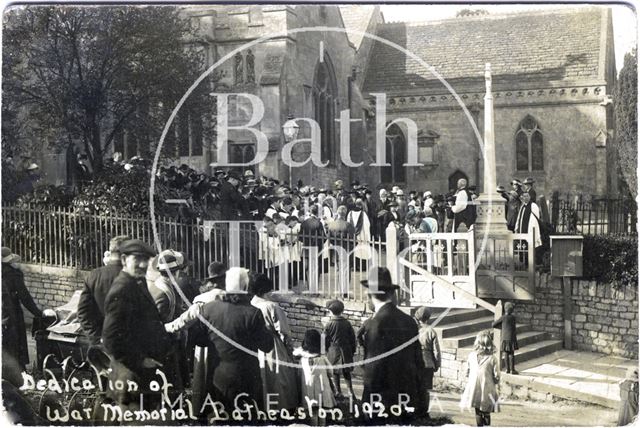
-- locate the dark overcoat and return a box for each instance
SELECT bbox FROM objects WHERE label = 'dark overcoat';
[199,298,274,408]
[2,263,42,368]
[218,181,245,220]
[77,261,122,341]
[300,215,326,252]
[102,270,172,395]
[324,316,356,368]
[361,303,425,417]
[492,313,518,350]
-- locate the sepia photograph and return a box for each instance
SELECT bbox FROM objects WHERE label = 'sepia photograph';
[1,1,638,426]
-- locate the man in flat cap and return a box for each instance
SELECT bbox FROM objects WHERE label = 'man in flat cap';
[102,239,172,407]
[359,267,426,422]
[78,235,129,344]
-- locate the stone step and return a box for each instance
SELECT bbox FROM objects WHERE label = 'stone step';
[442,327,543,349]
[432,308,494,326]
[398,307,492,326]
[514,339,564,363]
[458,339,564,363]
[501,372,619,409]
[435,315,495,338]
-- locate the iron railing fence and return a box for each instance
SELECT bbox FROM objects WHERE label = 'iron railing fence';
[1,205,393,302]
[549,194,637,236]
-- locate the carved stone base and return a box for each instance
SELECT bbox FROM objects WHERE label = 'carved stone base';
[474,193,509,234]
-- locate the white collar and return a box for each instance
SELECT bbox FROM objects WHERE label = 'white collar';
[373,300,392,314]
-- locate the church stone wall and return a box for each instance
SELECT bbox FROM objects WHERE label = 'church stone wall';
[375,97,611,197]
[282,5,359,187]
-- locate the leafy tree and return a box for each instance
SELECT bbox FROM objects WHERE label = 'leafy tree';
[614,49,637,198]
[2,6,211,172]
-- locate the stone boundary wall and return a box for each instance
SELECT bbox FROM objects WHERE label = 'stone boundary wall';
[18,264,639,367]
[517,273,638,359]
[20,265,88,309]
[515,273,565,340]
[570,280,638,358]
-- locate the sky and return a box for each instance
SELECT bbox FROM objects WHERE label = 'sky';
[379,3,637,73]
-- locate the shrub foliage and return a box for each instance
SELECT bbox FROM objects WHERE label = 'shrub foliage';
[582,234,638,289]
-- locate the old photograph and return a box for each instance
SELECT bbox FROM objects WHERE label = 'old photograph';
[1,2,638,426]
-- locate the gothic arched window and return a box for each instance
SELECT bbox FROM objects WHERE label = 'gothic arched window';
[381,124,406,183]
[313,57,338,164]
[230,144,256,175]
[515,115,543,172]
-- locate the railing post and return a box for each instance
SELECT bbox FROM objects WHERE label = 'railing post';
[386,223,398,284]
[562,277,573,350]
[493,299,503,373]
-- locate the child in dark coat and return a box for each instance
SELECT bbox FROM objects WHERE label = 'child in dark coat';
[492,302,519,374]
[415,306,441,417]
[618,366,639,426]
[323,299,356,399]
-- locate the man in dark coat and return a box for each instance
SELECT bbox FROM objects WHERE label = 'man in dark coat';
[523,177,537,202]
[78,235,128,344]
[505,180,523,232]
[199,267,274,410]
[359,267,426,423]
[1,247,50,373]
[376,201,398,241]
[451,178,475,231]
[300,205,326,287]
[327,206,356,295]
[102,239,172,407]
[218,171,246,220]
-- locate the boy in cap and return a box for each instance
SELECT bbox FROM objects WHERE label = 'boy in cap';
[415,306,441,416]
[323,299,357,399]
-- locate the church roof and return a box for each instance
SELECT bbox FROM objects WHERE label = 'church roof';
[339,5,378,50]
[363,7,608,92]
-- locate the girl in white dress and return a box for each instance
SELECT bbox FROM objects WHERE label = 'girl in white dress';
[460,330,500,426]
[293,329,337,424]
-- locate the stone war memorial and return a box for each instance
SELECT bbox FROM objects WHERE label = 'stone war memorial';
[1,3,638,427]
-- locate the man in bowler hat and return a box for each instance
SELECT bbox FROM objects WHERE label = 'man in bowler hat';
[359,267,426,422]
[523,177,537,202]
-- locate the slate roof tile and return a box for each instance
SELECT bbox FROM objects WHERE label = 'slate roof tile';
[363,7,605,91]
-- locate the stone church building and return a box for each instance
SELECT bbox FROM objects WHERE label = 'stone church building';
[51,5,619,198]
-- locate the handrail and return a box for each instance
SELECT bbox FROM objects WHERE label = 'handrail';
[398,257,496,313]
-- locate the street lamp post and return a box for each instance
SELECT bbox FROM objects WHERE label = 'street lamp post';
[282,114,300,186]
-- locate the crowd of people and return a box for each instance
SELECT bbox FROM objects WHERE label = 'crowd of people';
[0,236,511,425]
[1,154,556,425]
[72,237,433,424]
[2,229,637,425]
[8,150,548,265]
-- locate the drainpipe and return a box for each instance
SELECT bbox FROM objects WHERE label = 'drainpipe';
[347,67,356,186]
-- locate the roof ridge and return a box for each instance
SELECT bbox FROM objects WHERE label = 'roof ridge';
[379,5,605,27]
